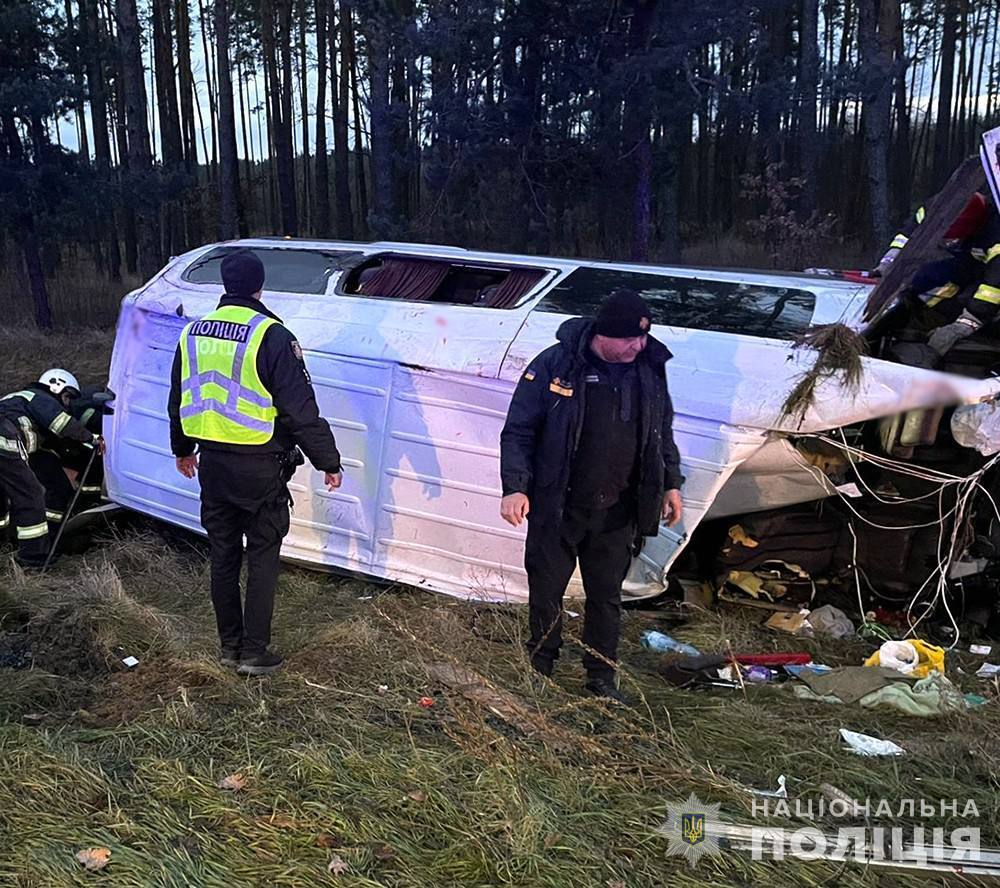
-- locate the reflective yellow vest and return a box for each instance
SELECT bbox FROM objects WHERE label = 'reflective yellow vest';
[178,305,279,445]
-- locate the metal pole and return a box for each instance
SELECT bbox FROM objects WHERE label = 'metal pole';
[41,446,99,573]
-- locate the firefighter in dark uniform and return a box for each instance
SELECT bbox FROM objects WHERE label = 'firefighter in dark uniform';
[168,250,343,676]
[0,369,105,568]
[499,288,684,703]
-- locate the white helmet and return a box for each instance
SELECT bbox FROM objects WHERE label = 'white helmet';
[38,368,81,398]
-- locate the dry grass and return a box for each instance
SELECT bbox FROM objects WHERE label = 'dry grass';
[1,524,999,887]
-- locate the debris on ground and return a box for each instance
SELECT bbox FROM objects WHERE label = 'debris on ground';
[863,638,945,678]
[839,728,905,757]
[75,847,111,871]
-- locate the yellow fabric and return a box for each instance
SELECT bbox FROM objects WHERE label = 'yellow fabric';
[926,282,960,307]
[915,206,926,224]
[179,305,278,445]
[985,244,1000,263]
[973,284,1000,305]
[890,234,909,250]
[864,638,945,678]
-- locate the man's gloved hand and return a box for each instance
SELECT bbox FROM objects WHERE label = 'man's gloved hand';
[87,435,107,456]
[928,310,982,356]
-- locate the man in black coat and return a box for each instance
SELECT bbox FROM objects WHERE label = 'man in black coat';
[499,288,683,702]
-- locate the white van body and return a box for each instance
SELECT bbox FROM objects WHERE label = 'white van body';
[105,239,1000,602]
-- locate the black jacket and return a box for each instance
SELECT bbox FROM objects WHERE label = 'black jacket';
[168,295,342,473]
[0,383,95,454]
[500,317,683,537]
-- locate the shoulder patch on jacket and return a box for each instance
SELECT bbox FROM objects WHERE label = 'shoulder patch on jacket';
[523,369,536,381]
[548,377,574,397]
[291,340,303,361]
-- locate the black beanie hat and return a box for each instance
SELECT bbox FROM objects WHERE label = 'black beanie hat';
[594,287,652,338]
[221,249,266,297]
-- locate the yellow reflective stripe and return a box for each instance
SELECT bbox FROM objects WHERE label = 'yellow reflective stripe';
[974,284,1000,305]
[926,283,960,307]
[0,514,9,528]
[80,486,102,493]
[890,234,909,249]
[16,522,49,540]
[49,412,71,435]
[916,206,926,224]
[1,390,35,402]
[80,408,96,426]
[0,437,20,453]
[45,511,64,522]
[985,244,1000,263]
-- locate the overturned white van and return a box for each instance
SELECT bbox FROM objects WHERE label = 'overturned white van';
[105,239,1000,602]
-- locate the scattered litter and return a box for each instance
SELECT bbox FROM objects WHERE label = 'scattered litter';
[407,790,427,803]
[121,655,139,668]
[728,524,759,548]
[112,646,139,669]
[21,712,45,726]
[976,663,1000,679]
[745,666,773,683]
[418,696,435,708]
[376,684,389,695]
[765,610,812,636]
[965,693,988,708]
[970,644,993,656]
[734,653,812,666]
[747,775,788,799]
[640,630,700,656]
[835,481,863,498]
[217,773,246,792]
[839,728,904,757]
[357,595,374,601]
[328,854,349,875]
[806,604,854,639]
[566,610,580,619]
[820,783,864,817]
[869,640,919,675]
[76,847,111,871]
[864,638,944,678]
[784,663,832,678]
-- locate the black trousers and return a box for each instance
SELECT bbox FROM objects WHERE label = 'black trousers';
[199,449,291,657]
[30,450,75,522]
[0,453,50,560]
[524,502,635,680]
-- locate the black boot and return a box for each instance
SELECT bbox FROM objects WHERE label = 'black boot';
[237,650,284,676]
[585,675,628,705]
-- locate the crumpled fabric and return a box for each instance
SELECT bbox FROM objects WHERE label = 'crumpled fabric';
[794,671,965,717]
[807,604,854,639]
[795,666,911,704]
[864,638,944,678]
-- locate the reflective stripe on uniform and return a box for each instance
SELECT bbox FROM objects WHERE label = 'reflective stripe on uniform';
[973,284,1000,305]
[45,510,64,522]
[16,522,48,540]
[80,485,102,493]
[0,514,9,529]
[926,283,960,307]
[17,418,37,454]
[179,307,278,445]
[80,407,96,426]
[0,390,35,402]
[916,206,926,224]
[49,412,70,435]
[890,234,909,250]
[0,437,20,453]
[985,244,1000,264]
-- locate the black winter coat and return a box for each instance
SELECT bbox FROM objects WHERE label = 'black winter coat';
[499,317,683,537]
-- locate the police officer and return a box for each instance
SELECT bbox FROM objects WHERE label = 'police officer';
[167,249,343,676]
[499,288,684,703]
[0,369,104,568]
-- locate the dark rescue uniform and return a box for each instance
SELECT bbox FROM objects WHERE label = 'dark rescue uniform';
[500,317,683,679]
[0,384,95,562]
[168,294,342,657]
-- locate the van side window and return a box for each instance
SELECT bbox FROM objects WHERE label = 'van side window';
[339,254,546,309]
[535,268,816,339]
[182,247,362,294]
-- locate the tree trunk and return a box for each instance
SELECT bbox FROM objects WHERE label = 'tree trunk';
[346,3,368,236]
[314,0,330,235]
[859,0,893,249]
[197,0,218,173]
[216,0,240,238]
[365,6,394,237]
[176,0,198,168]
[298,0,311,231]
[799,0,820,214]
[333,0,354,237]
[624,0,657,261]
[889,0,911,220]
[260,0,298,235]
[933,0,958,189]
[116,0,160,278]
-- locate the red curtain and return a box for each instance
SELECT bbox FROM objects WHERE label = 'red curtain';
[358,258,450,301]
[486,268,546,309]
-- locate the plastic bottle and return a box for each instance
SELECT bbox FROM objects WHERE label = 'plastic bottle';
[640,630,701,657]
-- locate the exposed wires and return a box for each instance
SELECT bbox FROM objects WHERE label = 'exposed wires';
[791,429,1000,650]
